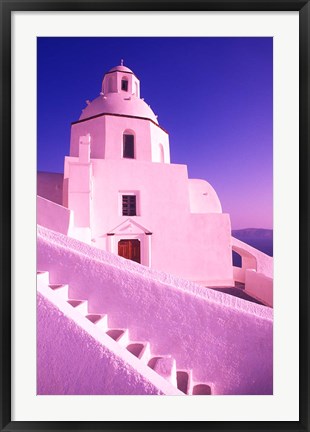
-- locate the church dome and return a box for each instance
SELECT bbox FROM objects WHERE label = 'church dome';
[79,93,158,124]
[79,64,158,124]
[108,65,134,74]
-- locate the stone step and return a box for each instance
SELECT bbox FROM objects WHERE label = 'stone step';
[191,383,212,395]
[106,328,129,345]
[37,271,49,284]
[138,342,151,363]
[67,299,88,315]
[148,356,177,387]
[176,370,192,395]
[86,313,108,331]
[49,284,69,300]
[126,342,151,362]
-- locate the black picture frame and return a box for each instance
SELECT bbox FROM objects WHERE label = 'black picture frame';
[1,0,309,431]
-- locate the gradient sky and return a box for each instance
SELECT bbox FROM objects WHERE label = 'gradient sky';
[37,37,273,230]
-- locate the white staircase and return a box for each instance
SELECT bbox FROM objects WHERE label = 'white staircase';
[37,271,213,395]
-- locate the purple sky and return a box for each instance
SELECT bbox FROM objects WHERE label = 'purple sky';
[37,37,273,230]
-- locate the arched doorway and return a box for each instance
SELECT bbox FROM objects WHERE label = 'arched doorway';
[118,239,141,263]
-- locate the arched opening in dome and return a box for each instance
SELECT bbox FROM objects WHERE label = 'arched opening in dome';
[108,77,114,93]
[121,77,129,92]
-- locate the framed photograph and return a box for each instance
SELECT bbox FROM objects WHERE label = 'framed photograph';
[1,0,309,430]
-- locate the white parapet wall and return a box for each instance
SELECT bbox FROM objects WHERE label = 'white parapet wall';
[231,236,273,308]
[37,195,74,236]
[37,195,91,244]
[233,266,245,284]
[244,269,273,308]
[231,236,273,278]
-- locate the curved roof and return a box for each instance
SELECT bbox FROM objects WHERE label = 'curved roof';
[188,179,222,213]
[79,92,158,124]
[108,65,134,74]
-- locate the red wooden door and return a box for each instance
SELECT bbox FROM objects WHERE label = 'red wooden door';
[118,239,141,263]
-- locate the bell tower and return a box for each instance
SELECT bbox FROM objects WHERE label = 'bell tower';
[68,63,170,164]
[102,61,140,97]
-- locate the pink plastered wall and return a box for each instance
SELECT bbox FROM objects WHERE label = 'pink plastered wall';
[70,115,168,162]
[245,269,273,307]
[233,266,246,283]
[64,157,233,284]
[37,196,74,236]
[104,116,152,161]
[37,225,273,395]
[67,161,92,227]
[149,122,170,163]
[184,213,232,284]
[70,117,106,159]
[37,172,63,205]
[37,196,92,244]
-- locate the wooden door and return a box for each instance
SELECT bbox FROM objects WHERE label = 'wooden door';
[118,239,141,263]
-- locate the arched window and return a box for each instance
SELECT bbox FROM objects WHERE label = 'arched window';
[121,77,128,91]
[123,133,135,158]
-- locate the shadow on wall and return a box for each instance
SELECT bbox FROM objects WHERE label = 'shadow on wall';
[37,171,63,205]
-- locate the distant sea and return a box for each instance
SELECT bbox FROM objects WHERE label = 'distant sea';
[231,229,273,267]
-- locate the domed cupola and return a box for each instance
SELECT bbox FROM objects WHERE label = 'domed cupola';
[79,61,158,124]
[102,61,140,97]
